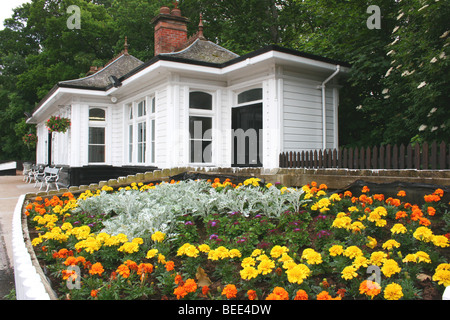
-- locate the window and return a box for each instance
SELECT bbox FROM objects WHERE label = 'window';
[238,88,263,105]
[190,91,213,110]
[89,127,105,163]
[127,97,156,165]
[137,122,147,163]
[89,108,106,163]
[190,116,212,163]
[89,108,106,121]
[189,91,213,163]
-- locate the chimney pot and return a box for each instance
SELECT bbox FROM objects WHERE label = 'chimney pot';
[160,6,170,14]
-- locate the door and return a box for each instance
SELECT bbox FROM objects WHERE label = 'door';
[232,103,263,167]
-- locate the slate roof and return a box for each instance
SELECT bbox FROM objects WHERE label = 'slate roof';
[58,53,144,90]
[160,38,239,64]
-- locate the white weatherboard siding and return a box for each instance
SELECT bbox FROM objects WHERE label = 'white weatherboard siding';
[282,76,337,152]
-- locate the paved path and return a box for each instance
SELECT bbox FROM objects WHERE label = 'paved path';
[0,173,37,299]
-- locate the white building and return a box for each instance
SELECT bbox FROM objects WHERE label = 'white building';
[26,6,350,186]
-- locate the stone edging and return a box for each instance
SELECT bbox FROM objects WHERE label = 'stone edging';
[14,166,450,300]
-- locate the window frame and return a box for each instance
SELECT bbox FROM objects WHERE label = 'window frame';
[88,107,107,164]
[126,96,156,165]
[188,90,214,165]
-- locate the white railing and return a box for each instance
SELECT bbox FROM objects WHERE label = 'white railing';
[12,195,50,300]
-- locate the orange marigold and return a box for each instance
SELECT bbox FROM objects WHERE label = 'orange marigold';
[247,290,257,300]
[265,287,289,300]
[294,289,308,300]
[222,284,238,299]
[116,264,130,278]
[91,289,98,298]
[397,190,406,197]
[427,206,436,216]
[89,262,104,276]
[359,280,381,299]
[165,260,175,271]
[183,279,198,293]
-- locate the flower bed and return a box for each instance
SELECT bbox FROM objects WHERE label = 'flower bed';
[25,178,449,300]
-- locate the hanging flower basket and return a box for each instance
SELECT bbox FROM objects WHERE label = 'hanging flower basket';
[22,133,37,148]
[46,116,71,133]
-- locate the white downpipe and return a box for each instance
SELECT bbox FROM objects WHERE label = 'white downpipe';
[321,65,341,150]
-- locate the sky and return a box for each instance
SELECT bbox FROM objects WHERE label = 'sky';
[0,0,31,30]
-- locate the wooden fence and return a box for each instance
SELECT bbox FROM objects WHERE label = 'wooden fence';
[279,141,450,170]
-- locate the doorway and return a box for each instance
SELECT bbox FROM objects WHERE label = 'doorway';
[232,103,263,167]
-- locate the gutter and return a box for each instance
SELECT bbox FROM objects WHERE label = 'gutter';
[319,65,341,150]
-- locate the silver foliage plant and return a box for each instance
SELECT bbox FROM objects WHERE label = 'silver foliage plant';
[73,180,306,239]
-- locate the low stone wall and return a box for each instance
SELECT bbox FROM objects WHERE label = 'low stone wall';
[23,166,450,200]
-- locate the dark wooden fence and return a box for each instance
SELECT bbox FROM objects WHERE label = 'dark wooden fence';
[279,141,450,170]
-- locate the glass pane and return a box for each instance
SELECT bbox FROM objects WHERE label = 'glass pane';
[89,108,106,121]
[138,122,146,143]
[129,105,133,120]
[151,119,155,141]
[128,125,133,163]
[189,92,212,110]
[89,145,105,163]
[89,127,105,145]
[151,97,156,113]
[189,117,212,139]
[138,143,146,163]
[238,88,263,104]
[151,142,155,163]
[138,100,146,117]
[190,140,212,163]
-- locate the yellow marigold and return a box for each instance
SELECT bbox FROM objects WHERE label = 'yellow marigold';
[366,236,377,249]
[382,239,401,251]
[270,245,289,259]
[402,253,417,263]
[198,244,210,253]
[341,266,358,280]
[278,253,294,264]
[413,226,434,242]
[146,249,158,259]
[257,258,275,275]
[384,282,403,300]
[251,249,264,257]
[381,259,401,278]
[432,263,450,287]
[61,222,73,231]
[118,241,140,254]
[286,263,310,284]
[177,243,199,258]
[375,219,387,227]
[350,221,365,233]
[329,245,344,256]
[352,256,369,269]
[390,223,407,234]
[331,216,352,229]
[415,251,432,263]
[240,266,259,280]
[432,235,449,248]
[241,257,256,268]
[95,232,110,244]
[301,248,322,265]
[69,226,91,240]
[370,251,388,266]
[75,237,101,254]
[151,231,166,242]
[229,249,242,259]
[343,246,363,259]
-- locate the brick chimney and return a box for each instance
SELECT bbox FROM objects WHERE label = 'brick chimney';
[152,5,189,56]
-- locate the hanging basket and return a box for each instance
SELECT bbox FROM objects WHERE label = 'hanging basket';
[46,116,71,133]
[22,133,37,148]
